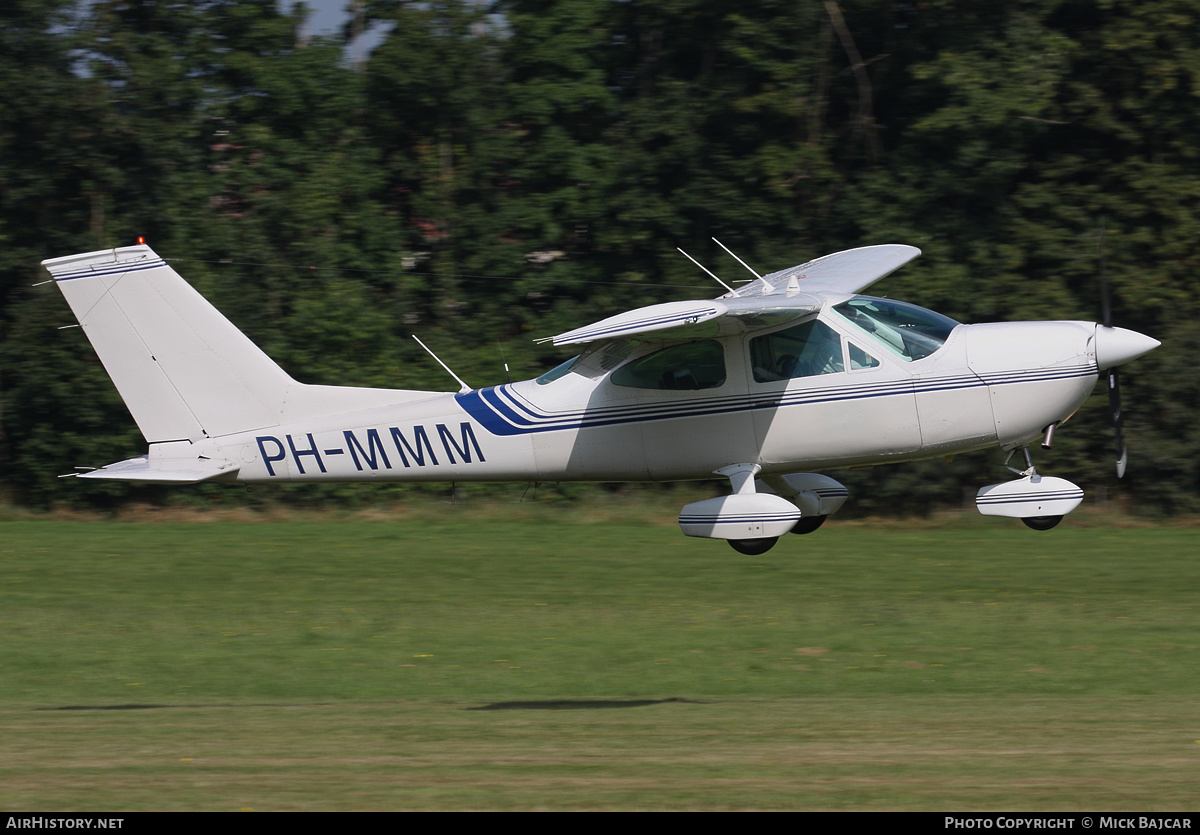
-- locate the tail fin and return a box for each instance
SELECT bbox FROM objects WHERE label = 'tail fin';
[43,245,433,443]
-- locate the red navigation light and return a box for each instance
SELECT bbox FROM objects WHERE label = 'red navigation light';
[137,236,145,245]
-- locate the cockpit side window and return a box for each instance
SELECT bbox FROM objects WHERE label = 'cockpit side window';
[848,342,880,370]
[750,319,845,382]
[832,296,958,361]
[612,340,726,390]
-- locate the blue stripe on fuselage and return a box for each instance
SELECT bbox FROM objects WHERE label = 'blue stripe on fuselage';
[458,364,1097,437]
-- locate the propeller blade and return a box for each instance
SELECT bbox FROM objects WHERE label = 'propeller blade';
[1108,368,1126,478]
[1098,221,1126,478]
[1099,227,1112,329]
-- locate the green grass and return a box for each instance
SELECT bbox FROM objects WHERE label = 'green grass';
[1,514,1198,809]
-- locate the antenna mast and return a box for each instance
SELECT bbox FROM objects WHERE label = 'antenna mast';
[413,335,472,393]
[676,247,735,294]
[712,238,762,280]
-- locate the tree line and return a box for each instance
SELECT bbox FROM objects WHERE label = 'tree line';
[1,0,1196,514]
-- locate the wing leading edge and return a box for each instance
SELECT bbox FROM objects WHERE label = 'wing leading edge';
[541,294,822,347]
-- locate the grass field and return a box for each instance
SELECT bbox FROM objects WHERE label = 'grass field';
[2,509,1197,809]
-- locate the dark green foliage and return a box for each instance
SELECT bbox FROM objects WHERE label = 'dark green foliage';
[0,0,1192,513]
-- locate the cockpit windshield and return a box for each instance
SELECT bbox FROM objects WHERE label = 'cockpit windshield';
[536,355,579,385]
[831,296,958,361]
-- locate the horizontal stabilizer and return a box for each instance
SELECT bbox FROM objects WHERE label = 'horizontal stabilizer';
[75,455,240,484]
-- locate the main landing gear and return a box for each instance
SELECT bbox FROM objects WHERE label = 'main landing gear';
[790,515,828,535]
[729,515,827,553]
[677,466,850,554]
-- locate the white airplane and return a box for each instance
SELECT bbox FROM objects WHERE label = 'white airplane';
[42,242,1158,554]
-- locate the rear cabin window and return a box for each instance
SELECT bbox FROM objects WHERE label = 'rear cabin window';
[612,340,726,390]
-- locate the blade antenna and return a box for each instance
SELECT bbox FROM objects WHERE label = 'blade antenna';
[677,247,735,294]
[497,339,513,384]
[413,335,472,393]
[711,238,762,279]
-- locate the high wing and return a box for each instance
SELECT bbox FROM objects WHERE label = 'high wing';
[541,294,823,347]
[737,243,921,299]
[542,244,920,346]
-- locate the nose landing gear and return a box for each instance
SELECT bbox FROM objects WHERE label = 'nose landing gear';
[976,446,1083,531]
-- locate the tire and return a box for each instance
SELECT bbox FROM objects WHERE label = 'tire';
[728,537,778,555]
[1022,515,1062,531]
[790,516,828,535]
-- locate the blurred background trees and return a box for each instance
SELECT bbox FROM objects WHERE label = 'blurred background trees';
[1,0,1195,513]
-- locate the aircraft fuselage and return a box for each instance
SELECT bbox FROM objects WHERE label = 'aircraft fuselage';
[206,311,1102,486]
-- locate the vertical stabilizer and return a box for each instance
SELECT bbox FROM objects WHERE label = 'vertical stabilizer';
[43,245,439,444]
[44,245,297,442]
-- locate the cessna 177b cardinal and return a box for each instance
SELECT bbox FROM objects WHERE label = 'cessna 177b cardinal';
[43,242,1158,554]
